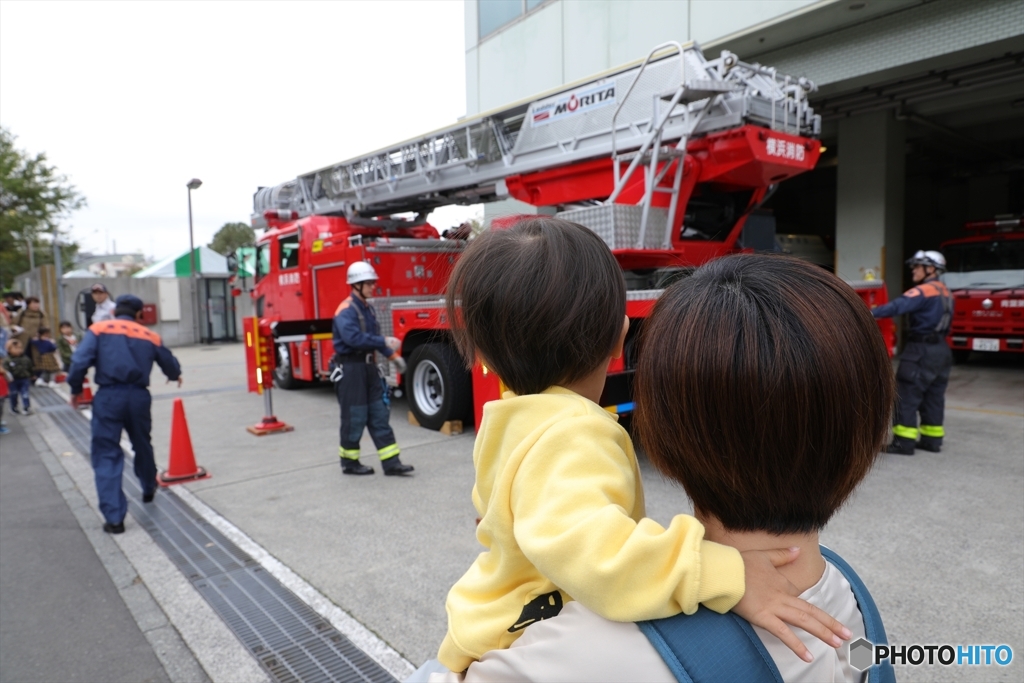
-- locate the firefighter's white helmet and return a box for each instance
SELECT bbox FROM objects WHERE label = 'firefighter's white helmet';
[347,261,379,285]
[906,250,946,272]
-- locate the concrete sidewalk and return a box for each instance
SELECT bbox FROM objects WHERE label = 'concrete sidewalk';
[5,342,1019,683]
[0,415,172,683]
[140,343,1021,683]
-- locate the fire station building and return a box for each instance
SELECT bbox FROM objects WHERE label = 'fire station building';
[464,0,1024,297]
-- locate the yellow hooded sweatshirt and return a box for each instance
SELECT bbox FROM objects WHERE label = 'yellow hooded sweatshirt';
[438,386,745,672]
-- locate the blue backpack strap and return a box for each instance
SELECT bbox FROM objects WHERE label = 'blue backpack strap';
[640,547,896,683]
[637,607,783,683]
[819,546,896,683]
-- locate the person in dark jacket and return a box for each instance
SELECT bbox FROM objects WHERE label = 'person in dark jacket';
[31,327,61,385]
[872,250,954,455]
[68,295,182,534]
[330,262,413,476]
[3,339,34,414]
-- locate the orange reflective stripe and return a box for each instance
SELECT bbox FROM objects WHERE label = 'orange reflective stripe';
[904,287,921,297]
[918,282,949,297]
[334,298,352,316]
[89,319,162,346]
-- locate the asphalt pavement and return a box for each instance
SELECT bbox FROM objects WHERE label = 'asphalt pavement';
[0,415,170,683]
[1,343,1021,683]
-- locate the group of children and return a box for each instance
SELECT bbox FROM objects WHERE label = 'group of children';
[0,320,79,434]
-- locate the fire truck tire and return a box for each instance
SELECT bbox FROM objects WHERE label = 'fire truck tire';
[273,343,302,390]
[952,349,971,364]
[407,343,472,431]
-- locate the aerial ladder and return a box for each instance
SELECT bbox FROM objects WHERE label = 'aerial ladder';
[254,42,819,241]
[249,42,834,430]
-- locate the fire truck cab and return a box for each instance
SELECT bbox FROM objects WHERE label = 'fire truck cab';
[942,217,1024,361]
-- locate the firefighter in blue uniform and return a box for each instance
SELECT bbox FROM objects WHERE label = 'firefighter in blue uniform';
[331,262,413,476]
[68,295,182,533]
[872,250,953,455]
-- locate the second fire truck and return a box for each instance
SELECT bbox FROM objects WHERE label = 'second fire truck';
[249,41,893,430]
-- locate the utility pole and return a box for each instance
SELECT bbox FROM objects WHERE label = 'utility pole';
[187,178,203,344]
[53,233,65,323]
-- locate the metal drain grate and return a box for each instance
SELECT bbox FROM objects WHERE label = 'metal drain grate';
[35,388,397,683]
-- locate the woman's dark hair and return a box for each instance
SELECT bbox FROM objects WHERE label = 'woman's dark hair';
[634,254,894,534]
[25,296,40,305]
[446,217,626,396]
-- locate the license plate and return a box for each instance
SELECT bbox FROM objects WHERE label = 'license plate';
[972,338,1000,352]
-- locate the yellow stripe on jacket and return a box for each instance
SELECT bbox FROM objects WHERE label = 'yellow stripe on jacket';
[438,386,744,672]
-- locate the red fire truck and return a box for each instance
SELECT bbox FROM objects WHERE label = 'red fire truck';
[249,42,889,430]
[943,216,1024,362]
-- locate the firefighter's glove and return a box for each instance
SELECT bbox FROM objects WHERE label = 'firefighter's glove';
[391,355,407,374]
[329,365,344,383]
[385,336,402,351]
[69,394,83,409]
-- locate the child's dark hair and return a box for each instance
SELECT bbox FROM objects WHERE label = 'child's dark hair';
[38,327,51,336]
[25,296,40,304]
[446,217,626,396]
[634,254,894,535]
[59,320,73,328]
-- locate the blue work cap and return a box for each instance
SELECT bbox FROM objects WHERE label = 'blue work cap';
[115,294,144,312]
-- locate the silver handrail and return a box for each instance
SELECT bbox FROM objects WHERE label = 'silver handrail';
[609,41,686,190]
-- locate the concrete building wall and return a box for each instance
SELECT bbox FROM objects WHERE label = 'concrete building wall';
[465,0,819,115]
[466,0,1024,293]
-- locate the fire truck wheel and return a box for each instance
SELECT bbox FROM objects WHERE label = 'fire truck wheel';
[407,343,472,431]
[273,343,302,390]
[952,349,971,364]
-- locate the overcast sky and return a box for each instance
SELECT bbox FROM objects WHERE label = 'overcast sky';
[0,0,478,261]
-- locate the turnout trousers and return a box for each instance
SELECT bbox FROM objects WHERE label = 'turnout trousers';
[334,360,400,463]
[893,340,953,445]
[91,385,157,525]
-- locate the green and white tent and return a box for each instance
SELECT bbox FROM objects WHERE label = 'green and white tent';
[133,247,229,278]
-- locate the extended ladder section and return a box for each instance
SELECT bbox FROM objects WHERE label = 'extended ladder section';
[252,42,819,229]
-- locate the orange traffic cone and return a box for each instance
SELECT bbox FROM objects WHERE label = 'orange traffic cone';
[79,378,94,405]
[157,398,211,486]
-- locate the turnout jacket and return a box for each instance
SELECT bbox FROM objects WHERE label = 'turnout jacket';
[331,294,391,357]
[872,277,953,337]
[438,387,745,672]
[67,316,180,393]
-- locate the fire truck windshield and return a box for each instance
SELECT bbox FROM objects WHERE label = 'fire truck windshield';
[942,240,1024,290]
[255,243,270,282]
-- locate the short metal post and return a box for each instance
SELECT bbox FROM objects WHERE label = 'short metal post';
[263,386,274,419]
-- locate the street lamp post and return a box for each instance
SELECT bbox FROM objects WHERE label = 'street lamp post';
[187,178,202,344]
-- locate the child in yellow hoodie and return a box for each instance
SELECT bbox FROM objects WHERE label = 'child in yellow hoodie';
[437,217,850,673]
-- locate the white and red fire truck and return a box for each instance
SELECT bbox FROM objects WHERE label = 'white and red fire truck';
[943,216,1024,361]
[248,42,893,430]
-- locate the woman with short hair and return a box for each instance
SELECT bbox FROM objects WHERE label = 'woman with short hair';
[457,254,895,683]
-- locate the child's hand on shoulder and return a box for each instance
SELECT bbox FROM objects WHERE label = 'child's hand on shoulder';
[733,547,851,662]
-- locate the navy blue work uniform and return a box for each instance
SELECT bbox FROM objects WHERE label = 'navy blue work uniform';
[331,293,402,467]
[68,312,181,526]
[873,277,953,449]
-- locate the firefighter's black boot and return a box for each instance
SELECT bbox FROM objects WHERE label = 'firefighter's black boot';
[341,458,374,475]
[885,436,916,456]
[382,456,414,476]
[917,436,942,453]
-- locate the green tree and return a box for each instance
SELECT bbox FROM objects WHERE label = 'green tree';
[0,127,85,289]
[209,221,255,256]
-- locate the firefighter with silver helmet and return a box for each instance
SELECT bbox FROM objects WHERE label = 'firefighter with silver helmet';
[330,261,413,475]
[872,250,954,455]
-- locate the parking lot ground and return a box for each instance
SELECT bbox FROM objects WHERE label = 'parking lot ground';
[136,343,1020,682]
[15,342,1019,682]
